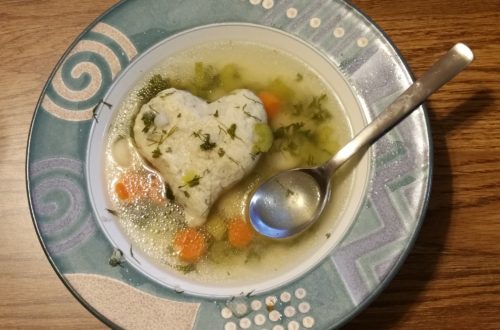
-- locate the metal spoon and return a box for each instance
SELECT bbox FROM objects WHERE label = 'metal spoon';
[248,43,474,239]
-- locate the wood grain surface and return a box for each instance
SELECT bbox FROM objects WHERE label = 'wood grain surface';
[1,0,499,329]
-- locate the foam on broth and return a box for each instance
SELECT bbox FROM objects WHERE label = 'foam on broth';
[104,40,354,285]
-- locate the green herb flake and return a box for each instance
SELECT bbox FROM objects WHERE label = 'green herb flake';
[273,122,313,154]
[218,148,226,157]
[213,110,219,118]
[174,263,197,274]
[152,147,162,158]
[192,130,217,151]
[291,102,304,116]
[105,208,118,216]
[141,112,156,133]
[227,124,237,139]
[308,94,331,122]
[296,73,303,82]
[164,183,175,201]
[186,175,201,188]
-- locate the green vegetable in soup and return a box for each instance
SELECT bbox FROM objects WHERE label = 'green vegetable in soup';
[192,62,220,98]
[219,64,242,92]
[252,123,273,154]
[137,74,171,105]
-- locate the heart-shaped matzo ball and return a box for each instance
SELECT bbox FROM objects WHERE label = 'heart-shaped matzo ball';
[133,88,269,227]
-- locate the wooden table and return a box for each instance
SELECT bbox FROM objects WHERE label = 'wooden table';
[1,0,499,328]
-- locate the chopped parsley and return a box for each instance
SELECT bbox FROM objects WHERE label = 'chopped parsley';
[173,263,196,274]
[105,208,118,216]
[192,130,217,151]
[227,123,237,139]
[164,183,175,201]
[296,73,303,82]
[309,94,331,122]
[148,126,178,158]
[273,122,314,154]
[217,147,226,157]
[152,146,162,158]
[180,175,202,188]
[141,111,156,133]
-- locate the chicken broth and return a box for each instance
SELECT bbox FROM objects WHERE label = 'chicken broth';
[105,41,353,284]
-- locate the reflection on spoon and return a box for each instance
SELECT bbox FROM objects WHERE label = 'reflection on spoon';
[248,43,474,239]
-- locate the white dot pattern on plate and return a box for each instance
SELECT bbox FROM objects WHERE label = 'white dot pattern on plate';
[288,320,300,330]
[221,307,233,319]
[309,17,321,28]
[224,321,237,330]
[221,288,314,330]
[280,291,291,303]
[239,317,252,329]
[286,7,298,18]
[273,326,285,330]
[251,300,262,311]
[254,313,266,326]
[265,295,278,306]
[284,306,296,317]
[236,303,248,315]
[262,0,274,9]
[357,37,369,47]
[269,310,282,322]
[302,316,315,328]
[333,27,345,38]
[249,0,262,5]
[298,302,311,313]
[295,288,307,299]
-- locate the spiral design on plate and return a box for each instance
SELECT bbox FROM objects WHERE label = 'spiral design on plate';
[41,22,137,121]
[30,158,97,255]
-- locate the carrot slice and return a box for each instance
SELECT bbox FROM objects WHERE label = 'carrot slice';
[258,91,281,119]
[115,182,130,200]
[173,227,207,263]
[115,171,164,203]
[228,218,254,249]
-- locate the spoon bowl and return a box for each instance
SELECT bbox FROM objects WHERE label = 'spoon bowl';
[249,167,330,238]
[249,43,474,239]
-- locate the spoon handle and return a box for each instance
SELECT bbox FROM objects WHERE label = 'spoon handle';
[323,43,474,175]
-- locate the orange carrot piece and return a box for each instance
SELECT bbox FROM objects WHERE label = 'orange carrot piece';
[173,227,207,263]
[115,172,164,203]
[258,91,281,119]
[228,218,254,249]
[115,182,130,201]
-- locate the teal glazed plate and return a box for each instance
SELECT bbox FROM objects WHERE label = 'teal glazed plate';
[27,0,432,329]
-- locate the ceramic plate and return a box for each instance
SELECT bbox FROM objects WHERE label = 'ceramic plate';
[27,0,431,329]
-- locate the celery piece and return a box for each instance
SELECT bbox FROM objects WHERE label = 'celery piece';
[252,123,274,154]
[219,64,242,92]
